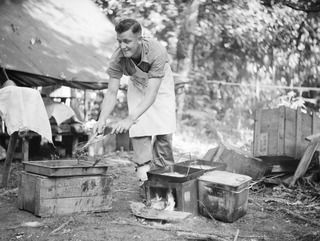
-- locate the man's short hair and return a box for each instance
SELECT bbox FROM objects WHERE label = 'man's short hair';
[115,19,142,35]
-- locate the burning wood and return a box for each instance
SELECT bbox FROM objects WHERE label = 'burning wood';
[149,188,175,211]
[150,193,165,210]
[164,188,175,211]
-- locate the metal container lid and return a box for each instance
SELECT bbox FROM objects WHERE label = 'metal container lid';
[198,170,252,188]
[23,159,109,177]
[147,165,203,183]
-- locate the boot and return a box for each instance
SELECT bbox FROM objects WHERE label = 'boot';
[136,163,151,186]
[136,163,152,200]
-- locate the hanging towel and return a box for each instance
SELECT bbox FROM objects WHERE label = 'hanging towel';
[45,101,76,126]
[0,86,52,142]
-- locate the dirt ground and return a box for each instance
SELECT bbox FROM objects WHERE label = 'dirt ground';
[1,151,320,241]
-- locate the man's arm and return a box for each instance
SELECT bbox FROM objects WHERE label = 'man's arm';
[95,77,120,133]
[111,77,162,134]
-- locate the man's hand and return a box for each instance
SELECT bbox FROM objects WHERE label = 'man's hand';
[93,77,120,135]
[110,116,135,134]
[93,120,106,135]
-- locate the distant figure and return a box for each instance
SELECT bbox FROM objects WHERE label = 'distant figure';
[90,92,104,121]
[95,19,176,186]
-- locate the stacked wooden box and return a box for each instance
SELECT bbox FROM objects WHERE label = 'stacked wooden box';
[18,159,113,217]
[253,106,320,159]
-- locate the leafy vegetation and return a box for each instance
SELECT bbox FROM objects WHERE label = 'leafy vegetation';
[93,0,320,150]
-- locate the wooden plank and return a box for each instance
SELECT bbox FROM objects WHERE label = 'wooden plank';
[1,132,19,187]
[265,109,279,156]
[312,112,317,134]
[19,171,113,198]
[277,106,285,156]
[35,174,41,215]
[18,171,113,217]
[255,106,320,159]
[260,156,299,174]
[312,111,320,134]
[258,132,268,156]
[259,108,281,156]
[253,109,261,156]
[300,112,313,157]
[180,180,198,215]
[284,108,297,157]
[71,135,79,157]
[217,143,268,180]
[260,108,279,132]
[202,147,218,162]
[295,107,302,159]
[17,170,40,212]
[212,145,225,163]
[290,142,320,187]
[21,137,29,162]
[318,151,320,171]
[40,175,113,198]
[37,195,112,217]
[130,201,191,222]
[255,108,280,156]
[305,133,320,142]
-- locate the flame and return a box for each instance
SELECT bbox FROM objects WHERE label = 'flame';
[164,188,175,211]
[150,193,165,210]
[149,189,176,211]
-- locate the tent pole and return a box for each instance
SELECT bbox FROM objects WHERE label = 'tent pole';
[2,66,9,81]
[84,89,87,121]
[1,132,19,187]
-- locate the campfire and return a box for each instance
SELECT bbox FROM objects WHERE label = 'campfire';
[149,188,176,211]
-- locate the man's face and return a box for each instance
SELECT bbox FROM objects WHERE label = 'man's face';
[117,29,141,58]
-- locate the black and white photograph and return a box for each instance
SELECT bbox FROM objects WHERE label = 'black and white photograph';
[0,0,320,240]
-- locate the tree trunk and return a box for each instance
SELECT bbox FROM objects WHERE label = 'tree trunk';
[175,0,200,131]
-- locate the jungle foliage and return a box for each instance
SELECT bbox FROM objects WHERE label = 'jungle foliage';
[93,0,320,148]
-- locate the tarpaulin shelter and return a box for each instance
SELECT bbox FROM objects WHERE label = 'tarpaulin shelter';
[0,0,117,90]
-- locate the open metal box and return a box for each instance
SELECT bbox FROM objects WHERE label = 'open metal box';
[147,165,203,183]
[23,159,109,177]
[175,160,227,172]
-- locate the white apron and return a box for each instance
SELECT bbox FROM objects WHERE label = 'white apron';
[128,61,176,137]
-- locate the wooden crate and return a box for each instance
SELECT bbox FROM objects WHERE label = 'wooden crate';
[18,171,113,217]
[253,106,320,159]
[205,144,268,180]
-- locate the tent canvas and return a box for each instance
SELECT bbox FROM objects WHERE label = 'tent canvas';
[0,0,117,90]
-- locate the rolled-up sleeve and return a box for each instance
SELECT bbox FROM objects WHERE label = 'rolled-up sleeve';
[107,50,123,79]
[147,43,167,79]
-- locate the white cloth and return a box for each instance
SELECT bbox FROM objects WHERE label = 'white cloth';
[128,62,176,137]
[0,86,52,142]
[45,102,76,125]
[0,144,6,160]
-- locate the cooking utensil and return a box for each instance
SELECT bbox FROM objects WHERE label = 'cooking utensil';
[76,126,113,152]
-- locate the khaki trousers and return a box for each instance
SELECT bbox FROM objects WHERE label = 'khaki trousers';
[131,134,174,167]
